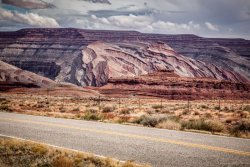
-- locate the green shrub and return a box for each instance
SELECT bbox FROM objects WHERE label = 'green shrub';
[231,119,250,134]
[102,106,115,113]
[181,119,225,132]
[223,106,229,112]
[119,108,133,114]
[83,113,102,121]
[181,109,189,115]
[72,107,80,112]
[182,119,209,131]
[0,104,12,112]
[214,106,220,110]
[59,107,66,113]
[200,105,208,109]
[152,104,163,109]
[134,115,167,127]
[194,111,200,115]
[205,120,225,132]
[0,98,9,105]
[243,105,250,112]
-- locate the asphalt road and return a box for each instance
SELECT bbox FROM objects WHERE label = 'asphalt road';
[0,112,249,167]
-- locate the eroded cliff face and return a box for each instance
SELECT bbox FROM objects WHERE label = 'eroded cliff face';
[91,70,250,100]
[0,60,56,89]
[82,41,247,86]
[0,29,87,86]
[0,28,249,87]
[0,60,100,97]
[164,37,250,82]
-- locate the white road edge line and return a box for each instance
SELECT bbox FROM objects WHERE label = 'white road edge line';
[0,133,126,163]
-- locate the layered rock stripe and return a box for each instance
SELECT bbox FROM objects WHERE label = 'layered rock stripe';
[0,28,249,87]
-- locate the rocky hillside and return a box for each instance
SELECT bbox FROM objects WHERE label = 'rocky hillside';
[164,36,250,81]
[0,60,56,89]
[91,70,250,100]
[0,60,100,97]
[0,28,249,87]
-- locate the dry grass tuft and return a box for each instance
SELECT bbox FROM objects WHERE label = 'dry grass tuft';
[230,118,250,138]
[31,144,48,155]
[82,112,103,121]
[152,104,164,109]
[157,120,181,130]
[243,105,250,112]
[102,106,115,113]
[0,137,149,167]
[181,119,225,133]
[53,156,74,167]
[0,104,12,112]
[119,108,133,115]
[134,115,166,127]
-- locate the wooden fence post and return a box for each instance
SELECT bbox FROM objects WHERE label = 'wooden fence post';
[98,96,101,112]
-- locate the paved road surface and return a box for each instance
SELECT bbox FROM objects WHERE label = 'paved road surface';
[0,112,249,167]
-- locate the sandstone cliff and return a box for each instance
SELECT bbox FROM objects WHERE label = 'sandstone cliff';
[91,70,250,100]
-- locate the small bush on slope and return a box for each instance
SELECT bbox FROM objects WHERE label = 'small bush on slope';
[181,119,225,133]
[156,120,181,130]
[134,115,167,127]
[230,119,250,138]
[82,113,103,121]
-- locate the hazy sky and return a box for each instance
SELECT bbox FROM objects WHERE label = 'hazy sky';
[0,0,249,39]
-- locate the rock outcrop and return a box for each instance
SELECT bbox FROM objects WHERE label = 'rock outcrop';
[0,60,56,90]
[0,60,100,97]
[91,70,250,100]
[0,28,249,87]
[163,36,250,82]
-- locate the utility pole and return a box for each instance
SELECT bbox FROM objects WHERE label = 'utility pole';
[241,98,244,110]
[47,88,50,109]
[62,96,64,108]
